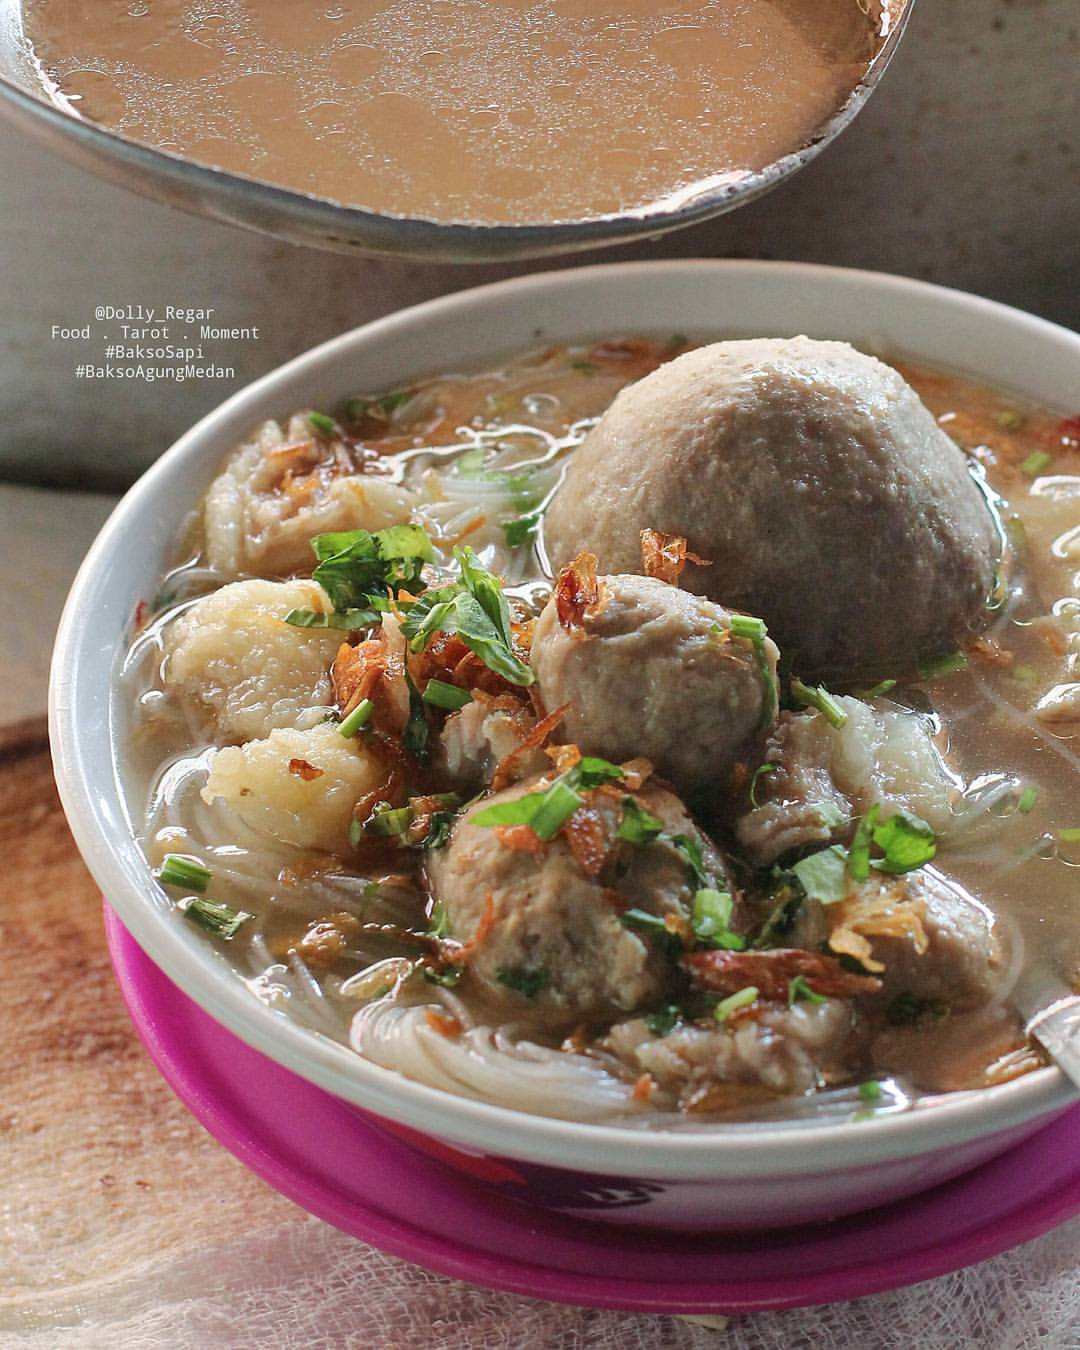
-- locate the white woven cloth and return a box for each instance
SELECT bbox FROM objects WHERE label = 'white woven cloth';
[6,1213,1079,1349]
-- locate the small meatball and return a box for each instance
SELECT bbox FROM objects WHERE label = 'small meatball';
[204,413,418,576]
[201,722,386,853]
[530,572,778,795]
[608,999,857,1102]
[545,338,1000,679]
[426,776,732,1024]
[866,868,1004,1010]
[164,578,341,741]
[736,696,956,865]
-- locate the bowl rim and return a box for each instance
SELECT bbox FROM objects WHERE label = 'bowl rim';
[50,258,1080,1180]
[0,4,913,260]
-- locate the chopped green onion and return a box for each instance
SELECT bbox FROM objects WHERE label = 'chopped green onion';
[788,975,828,1006]
[423,964,463,988]
[451,449,538,494]
[430,792,464,809]
[667,832,709,888]
[377,389,412,415]
[307,411,337,438]
[730,614,767,641]
[284,607,380,630]
[858,1079,883,1103]
[749,762,776,807]
[692,888,745,950]
[646,1004,682,1036]
[365,805,414,837]
[857,678,897,700]
[616,796,665,845]
[343,390,412,422]
[1021,450,1053,477]
[995,408,1025,432]
[502,510,543,548]
[452,447,486,475]
[792,845,851,905]
[619,908,683,959]
[872,810,936,874]
[727,614,777,732]
[753,885,804,950]
[422,810,458,850]
[1058,828,1080,844]
[617,800,719,892]
[181,896,251,939]
[496,966,548,998]
[790,677,849,729]
[714,986,759,1022]
[529,778,586,838]
[619,908,668,934]
[157,854,212,893]
[917,650,968,680]
[1005,514,1027,553]
[570,359,597,375]
[427,899,450,938]
[688,891,745,955]
[422,679,473,711]
[847,804,880,883]
[1017,786,1039,815]
[471,758,623,840]
[693,888,733,932]
[1011,664,1039,684]
[339,699,374,737]
[403,672,429,761]
[666,333,688,350]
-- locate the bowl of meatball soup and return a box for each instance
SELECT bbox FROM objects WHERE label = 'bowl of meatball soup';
[51,261,1080,1230]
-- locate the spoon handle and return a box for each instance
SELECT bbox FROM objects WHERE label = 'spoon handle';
[1016,970,1080,1091]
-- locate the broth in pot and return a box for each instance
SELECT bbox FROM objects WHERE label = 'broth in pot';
[23,0,896,224]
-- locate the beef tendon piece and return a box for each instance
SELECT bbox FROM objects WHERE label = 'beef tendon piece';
[608,998,858,1102]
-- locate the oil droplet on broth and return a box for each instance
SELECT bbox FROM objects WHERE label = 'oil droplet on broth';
[22,0,891,224]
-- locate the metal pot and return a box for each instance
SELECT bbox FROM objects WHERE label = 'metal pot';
[0,0,913,262]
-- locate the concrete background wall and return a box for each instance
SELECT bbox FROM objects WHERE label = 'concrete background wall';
[0,0,1076,489]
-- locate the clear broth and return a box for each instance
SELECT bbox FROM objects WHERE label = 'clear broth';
[24,0,892,224]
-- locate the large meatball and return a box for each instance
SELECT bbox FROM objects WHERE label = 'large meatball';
[530,572,778,795]
[545,337,1001,679]
[426,775,733,1024]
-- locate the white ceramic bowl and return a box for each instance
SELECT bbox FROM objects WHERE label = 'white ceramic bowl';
[51,261,1080,1231]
